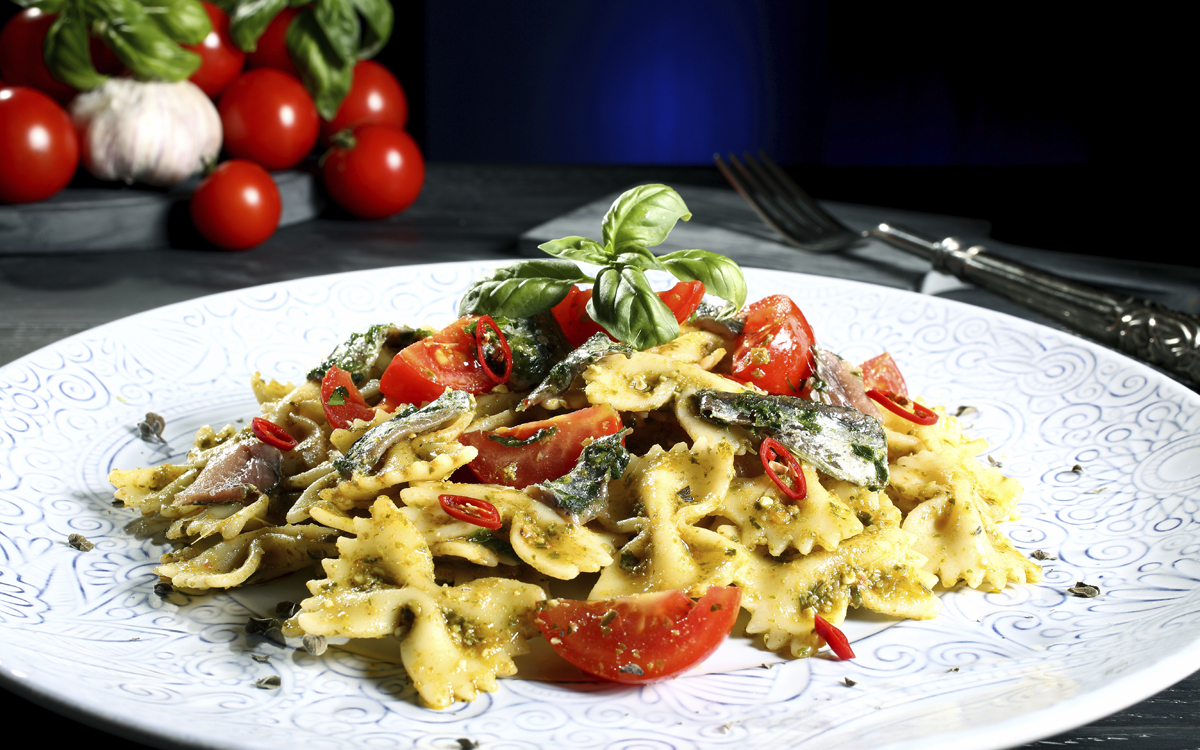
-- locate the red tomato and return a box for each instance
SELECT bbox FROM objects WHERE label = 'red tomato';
[731,295,817,396]
[185,2,245,98]
[0,86,78,204]
[245,7,301,79]
[658,280,706,324]
[551,281,708,349]
[535,586,741,684]
[189,160,281,250]
[379,316,493,405]
[860,352,908,398]
[318,60,408,146]
[321,124,424,219]
[320,366,376,428]
[458,404,623,487]
[551,285,607,348]
[219,69,318,170]
[0,9,76,104]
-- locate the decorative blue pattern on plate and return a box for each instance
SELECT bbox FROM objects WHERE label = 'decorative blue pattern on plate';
[2,262,1198,750]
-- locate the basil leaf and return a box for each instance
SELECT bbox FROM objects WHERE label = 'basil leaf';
[287,7,353,119]
[139,0,213,45]
[458,259,594,318]
[91,0,202,80]
[44,11,108,90]
[313,0,358,65]
[229,0,287,52]
[611,246,668,272]
[659,249,748,316]
[327,386,349,406]
[488,426,557,448]
[537,236,608,265]
[601,184,692,255]
[347,0,391,59]
[209,0,238,12]
[588,266,679,350]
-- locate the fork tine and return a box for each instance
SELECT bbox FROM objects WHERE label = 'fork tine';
[715,153,815,248]
[752,151,849,234]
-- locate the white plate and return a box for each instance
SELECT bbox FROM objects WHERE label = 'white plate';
[2,262,1199,750]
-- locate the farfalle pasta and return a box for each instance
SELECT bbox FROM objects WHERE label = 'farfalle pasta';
[110,189,1041,707]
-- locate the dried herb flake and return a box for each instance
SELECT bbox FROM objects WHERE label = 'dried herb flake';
[1030,550,1057,561]
[617,663,645,676]
[254,675,281,690]
[68,533,94,551]
[1068,582,1100,598]
[842,677,857,687]
[303,634,328,656]
[138,412,166,443]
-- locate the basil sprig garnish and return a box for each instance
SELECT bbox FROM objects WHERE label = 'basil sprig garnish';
[224,0,394,119]
[29,0,211,89]
[458,184,748,350]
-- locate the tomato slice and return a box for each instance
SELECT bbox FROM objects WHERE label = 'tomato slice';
[551,285,607,348]
[860,352,908,398]
[535,586,741,684]
[551,281,709,348]
[458,404,622,487]
[321,365,376,429]
[731,295,817,396]
[379,316,494,405]
[657,280,706,324]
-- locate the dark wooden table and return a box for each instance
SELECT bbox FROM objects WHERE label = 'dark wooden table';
[1,164,1197,749]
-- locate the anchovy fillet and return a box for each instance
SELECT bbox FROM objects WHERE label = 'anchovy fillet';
[520,333,634,411]
[335,390,473,477]
[527,429,631,522]
[695,389,888,489]
[307,324,430,384]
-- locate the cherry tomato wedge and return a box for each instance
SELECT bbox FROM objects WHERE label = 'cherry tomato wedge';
[535,586,741,684]
[251,417,297,451]
[320,365,376,429]
[438,494,503,530]
[379,316,496,406]
[459,405,622,487]
[759,437,807,502]
[731,294,817,396]
[860,352,908,397]
[550,281,709,348]
[866,389,939,425]
[813,614,855,660]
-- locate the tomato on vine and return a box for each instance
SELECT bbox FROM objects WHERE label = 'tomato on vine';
[321,124,424,219]
[0,86,79,204]
[189,160,281,250]
[244,6,301,79]
[0,9,77,104]
[219,69,318,170]
[318,60,408,147]
[186,1,245,98]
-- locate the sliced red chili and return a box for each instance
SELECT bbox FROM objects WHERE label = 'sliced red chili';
[251,417,298,451]
[475,315,513,385]
[813,614,855,660]
[866,389,939,425]
[759,437,807,502]
[438,494,503,530]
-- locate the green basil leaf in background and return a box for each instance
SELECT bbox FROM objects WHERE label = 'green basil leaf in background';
[600,184,692,256]
[348,0,391,59]
[659,248,748,316]
[138,0,212,45]
[611,246,668,272]
[588,266,679,350]
[458,259,594,318]
[538,236,609,265]
[89,0,201,80]
[286,7,353,119]
[229,0,287,52]
[43,10,108,90]
[209,0,238,13]
[314,0,359,65]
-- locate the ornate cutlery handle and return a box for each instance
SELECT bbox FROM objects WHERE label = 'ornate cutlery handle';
[869,224,1200,383]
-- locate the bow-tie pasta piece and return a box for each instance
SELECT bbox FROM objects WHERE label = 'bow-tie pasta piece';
[590,439,747,599]
[157,523,340,591]
[583,333,744,413]
[719,467,864,557]
[286,496,545,709]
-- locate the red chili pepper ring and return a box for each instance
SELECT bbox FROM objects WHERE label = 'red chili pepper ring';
[759,437,807,502]
[475,315,513,385]
[439,493,504,530]
[251,417,298,451]
[866,389,939,425]
[813,613,856,660]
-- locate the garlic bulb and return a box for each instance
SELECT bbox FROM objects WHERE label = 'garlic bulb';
[70,79,222,187]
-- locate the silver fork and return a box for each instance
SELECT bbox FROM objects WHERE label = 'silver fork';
[715,151,1200,384]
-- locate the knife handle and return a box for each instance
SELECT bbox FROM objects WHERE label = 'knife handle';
[868,223,1200,384]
